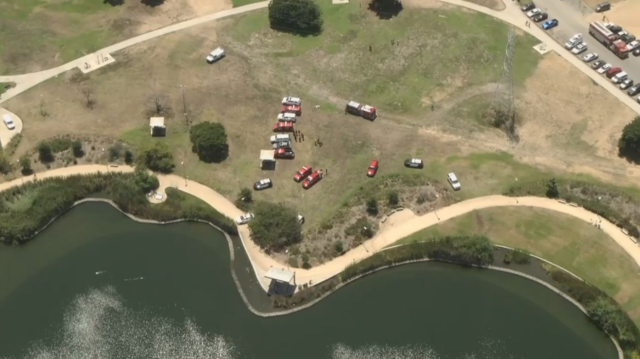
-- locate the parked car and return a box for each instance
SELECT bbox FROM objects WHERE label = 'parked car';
[591,60,605,69]
[281,104,301,116]
[521,2,535,11]
[542,19,559,30]
[626,40,640,52]
[270,134,290,143]
[297,214,305,225]
[447,173,461,191]
[404,158,423,169]
[205,47,225,63]
[302,170,322,189]
[571,42,588,55]
[2,114,15,130]
[609,25,622,34]
[583,53,598,62]
[277,113,297,123]
[253,179,272,191]
[628,84,640,96]
[294,165,312,182]
[274,148,295,159]
[532,12,548,22]
[272,141,291,149]
[282,97,301,106]
[597,63,612,74]
[564,33,583,49]
[612,71,628,84]
[620,79,634,90]
[526,8,541,17]
[273,121,294,132]
[594,1,610,12]
[236,213,254,225]
[367,159,379,177]
[606,67,622,79]
[634,48,640,57]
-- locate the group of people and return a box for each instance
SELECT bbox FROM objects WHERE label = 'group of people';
[293,130,305,142]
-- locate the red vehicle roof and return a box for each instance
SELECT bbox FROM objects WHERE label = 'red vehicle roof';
[303,170,321,188]
[607,67,622,74]
[294,165,312,181]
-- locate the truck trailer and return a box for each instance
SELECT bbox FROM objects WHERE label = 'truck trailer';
[345,101,377,120]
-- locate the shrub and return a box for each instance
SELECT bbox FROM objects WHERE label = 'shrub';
[248,201,302,250]
[619,116,640,162]
[71,140,84,158]
[138,142,175,173]
[287,257,299,268]
[333,240,344,254]
[511,249,531,264]
[37,142,54,163]
[124,150,134,164]
[19,156,32,175]
[268,0,323,36]
[546,178,559,198]
[108,146,120,161]
[301,253,311,269]
[0,153,12,175]
[189,122,229,163]
[366,197,378,216]
[388,190,399,207]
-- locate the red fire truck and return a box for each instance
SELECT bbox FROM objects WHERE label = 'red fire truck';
[589,21,628,59]
[345,101,377,120]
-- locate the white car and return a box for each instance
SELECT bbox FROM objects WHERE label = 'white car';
[564,33,583,49]
[2,114,15,130]
[627,40,640,52]
[597,63,612,74]
[447,172,461,191]
[282,97,301,106]
[277,113,297,122]
[582,53,598,62]
[205,47,225,63]
[236,213,254,225]
[620,79,634,90]
[571,42,588,55]
[526,8,541,17]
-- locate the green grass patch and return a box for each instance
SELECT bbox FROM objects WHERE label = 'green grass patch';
[232,0,267,7]
[392,207,640,328]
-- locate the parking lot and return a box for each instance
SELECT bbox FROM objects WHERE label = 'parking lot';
[0,108,22,149]
[523,0,640,98]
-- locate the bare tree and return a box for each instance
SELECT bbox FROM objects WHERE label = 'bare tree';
[145,94,174,118]
[81,87,96,110]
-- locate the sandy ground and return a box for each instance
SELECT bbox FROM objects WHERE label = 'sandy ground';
[3,165,639,293]
[585,0,640,36]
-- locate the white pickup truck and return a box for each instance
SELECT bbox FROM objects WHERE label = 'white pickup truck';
[206,47,225,64]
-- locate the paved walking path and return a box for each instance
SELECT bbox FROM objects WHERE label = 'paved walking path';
[1,165,638,292]
[1,0,639,115]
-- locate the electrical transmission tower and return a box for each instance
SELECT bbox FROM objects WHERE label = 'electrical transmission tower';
[487,28,518,142]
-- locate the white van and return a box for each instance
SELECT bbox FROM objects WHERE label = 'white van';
[206,47,225,64]
[277,113,296,122]
[270,134,290,143]
[611,72,628,84]
[2,114,15,130]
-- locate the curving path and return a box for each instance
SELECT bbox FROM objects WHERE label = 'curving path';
[1,165,639,292]
[0,0,639,115]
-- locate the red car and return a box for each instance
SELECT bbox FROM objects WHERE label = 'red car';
[281,104,301,116]
[367,159,378,177]
[273,121,294,132]
[274,148,295,159]
[606,67,622,79]
[302,170,322,189]
[294,165,312,182]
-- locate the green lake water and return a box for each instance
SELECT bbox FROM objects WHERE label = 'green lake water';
[0,202,618,359]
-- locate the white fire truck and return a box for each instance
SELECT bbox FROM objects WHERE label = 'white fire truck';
[345,101,377,120]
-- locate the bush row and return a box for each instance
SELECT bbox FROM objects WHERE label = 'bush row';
[549,269,640,352]
[0,172,236,244]
[340,235,494,282]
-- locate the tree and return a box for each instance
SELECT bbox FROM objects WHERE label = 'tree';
[366,197,378,216]
[248,202,302,250]
[133,165,159,193]
[268,0,323,36]
[145,93,174,118]
[189,122,229,163]
[71,140,84,158]
[239,187,253,203]
[81,87,96,110]
[19,156,32,175]
[619,116,640,162]
[546,178,559,198]
[124,150,134,164]
[388,190,399,207]
[301,253,311,269]
[37,142,54,163]
[0,152,12,175]
[333,240,344,254]
[368,0,403,19]
[138,142,175,173]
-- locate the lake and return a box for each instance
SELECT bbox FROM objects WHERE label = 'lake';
[0,202,618,359]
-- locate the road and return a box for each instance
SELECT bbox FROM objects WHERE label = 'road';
[2,165,639,293]
[527,0,640,95]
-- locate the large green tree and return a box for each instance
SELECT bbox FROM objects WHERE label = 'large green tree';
[619,116,640,162]
[268,0,323,36]
[248,202,302,250]
[189,122,229,163]
[138,142,175,173]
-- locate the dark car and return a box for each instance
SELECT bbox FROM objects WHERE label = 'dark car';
[521,2,535,11]
[594,1,610,12]
[591,60,605,69]
[404,158,424,169]
[634,48,640,57]
[628,85,640,96]
[532,12,548,22]
[253,178,273,191]
[609,25,622,34]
